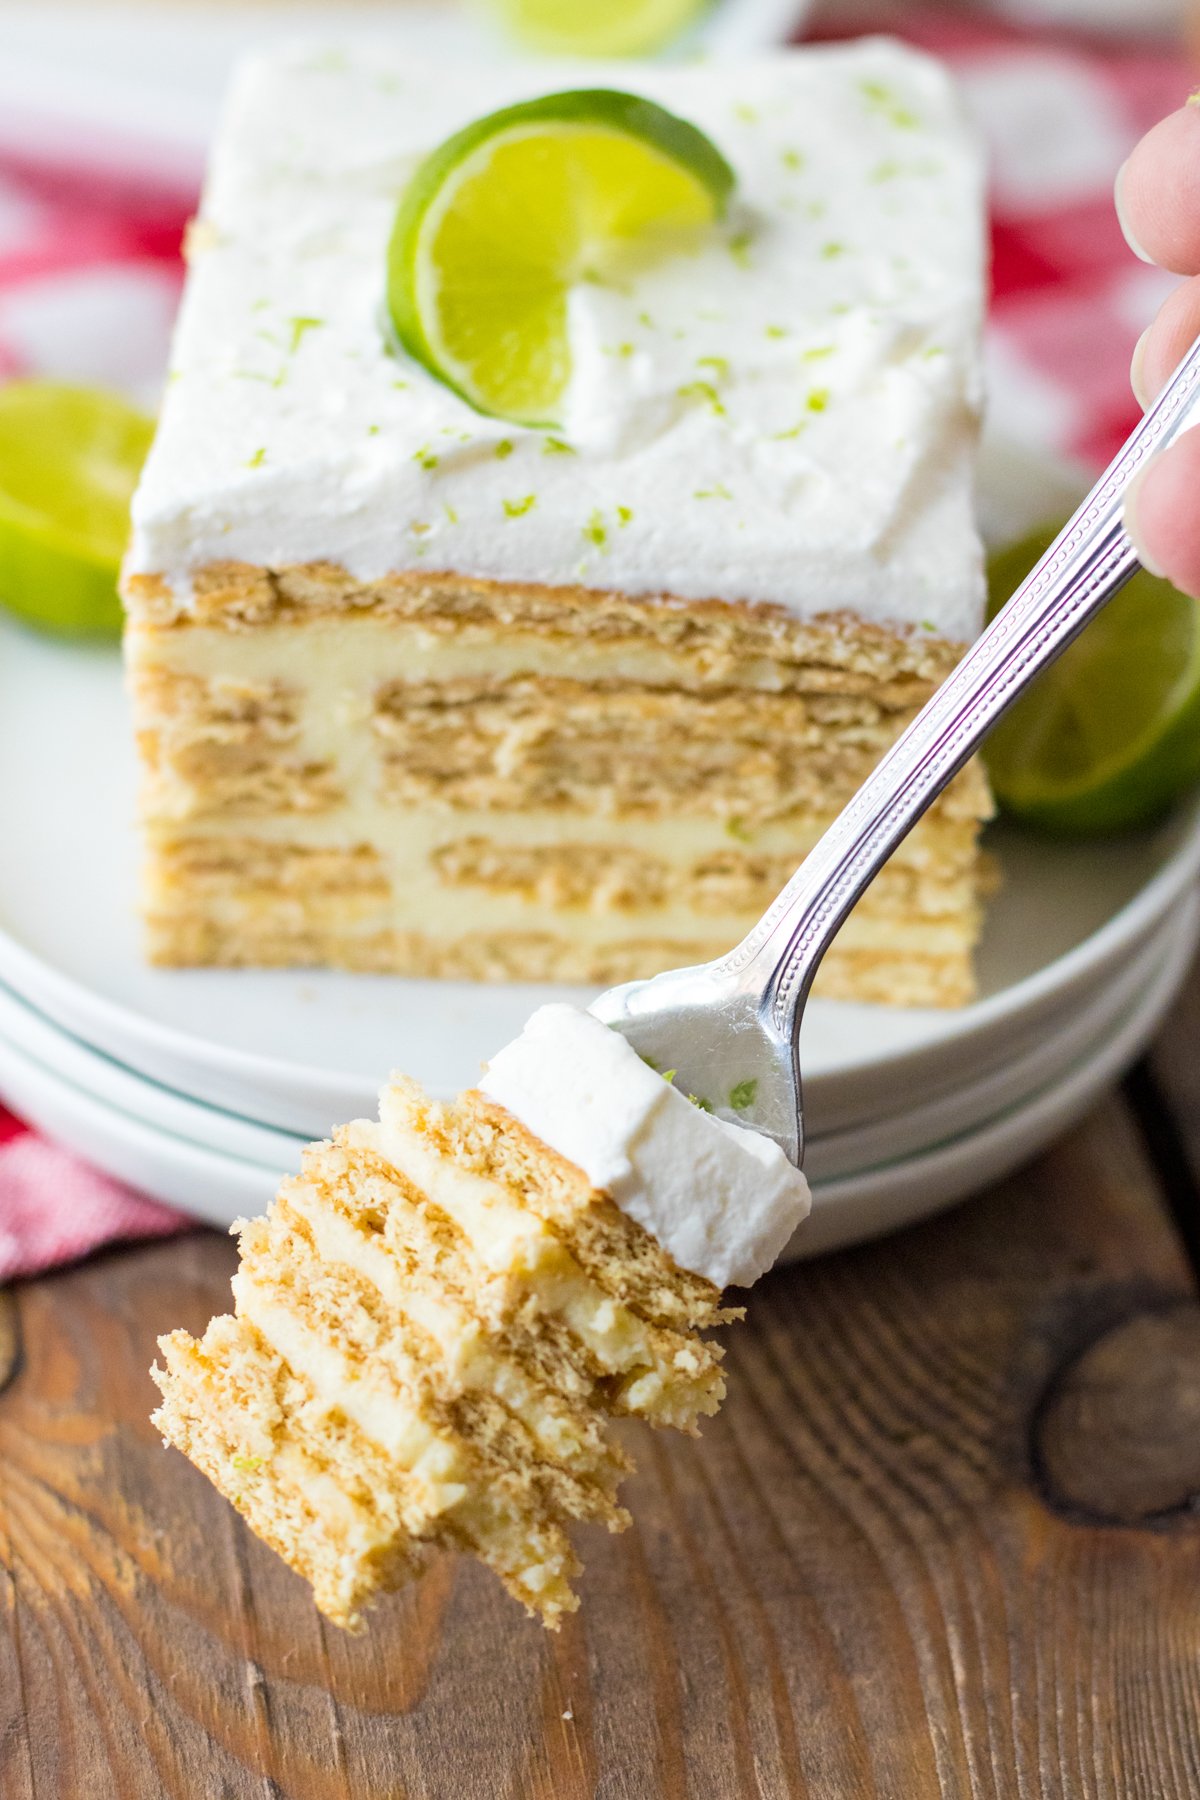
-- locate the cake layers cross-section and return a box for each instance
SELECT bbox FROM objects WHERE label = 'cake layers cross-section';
[124,39,992,1007]
[151,1005,810,1627]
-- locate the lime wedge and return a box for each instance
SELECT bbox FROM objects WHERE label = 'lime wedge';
[984,523,1200,834]
[0,381,154,639]
[486,0,712,57]
[385,89,734,428]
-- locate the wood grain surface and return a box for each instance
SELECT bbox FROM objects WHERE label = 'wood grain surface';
[2,1055,1200,1796]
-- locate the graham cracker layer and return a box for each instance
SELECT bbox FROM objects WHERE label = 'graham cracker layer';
[123,562,966,698]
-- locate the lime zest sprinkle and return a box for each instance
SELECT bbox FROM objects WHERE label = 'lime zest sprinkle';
[444,504,459,524]
[765,325,789,340]
[697,354,729,380]
[413,446,439,470]
[287,314,324,354]
[733,103,759,123]
[367,424,381,436]
[495,438,515,459]
[410,520,432,535]
[246,446,266,469]
[584,510,608,550]
[725,815,752,841]
[801,344,834,362]
[781,147,804,171]
[617,505,633,526]
[695,483,732,500]
[543,437,576,456]
[637,310,655,329]
[860,78,920,131]
[729,1079,758,1112]
[821,240,846,260]
[806,389,830,413]
[728,230,753,268]
[661,1069,677,1086]
[503,494,536,517]
[678,380,725,417]
[871,159,902,183]
[231,1454,265,1473]
[689,1094,714,1112]
[773,422,807,441]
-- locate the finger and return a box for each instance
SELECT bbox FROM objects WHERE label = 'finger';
[1131,273,1200,407]
[1116,103,1200,275]
[1124,430,1200,599]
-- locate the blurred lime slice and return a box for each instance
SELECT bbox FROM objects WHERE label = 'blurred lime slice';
[486,0,712,56]
[984,522,1200,834]
[0,380,154,639]
[385,88,734,427]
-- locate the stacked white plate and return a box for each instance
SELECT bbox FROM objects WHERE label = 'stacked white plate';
[1,442,1198,1258]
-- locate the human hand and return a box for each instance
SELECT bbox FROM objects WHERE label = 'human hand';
[1116,99,1200,598]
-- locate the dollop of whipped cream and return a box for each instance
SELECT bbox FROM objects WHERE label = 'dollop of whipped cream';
[478,1003,810,1289]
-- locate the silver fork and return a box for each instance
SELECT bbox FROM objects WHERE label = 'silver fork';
[590,335,1200,1166]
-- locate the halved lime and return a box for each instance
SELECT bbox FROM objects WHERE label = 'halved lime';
[386,89,734,428]
[485,0,712,57]
[0,381,154,639]
[984,523,1200,834]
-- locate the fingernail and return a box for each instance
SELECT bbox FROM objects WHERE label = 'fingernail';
[1114,161,1154,264]
[1130,326,1152,409]
[1124,466,1168,577]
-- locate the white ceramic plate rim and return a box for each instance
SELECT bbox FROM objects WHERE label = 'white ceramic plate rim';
[807,892,1199,1179]
[5,891,1189,1181]
[1,882,1187,1254]
[3,791,1196,1117]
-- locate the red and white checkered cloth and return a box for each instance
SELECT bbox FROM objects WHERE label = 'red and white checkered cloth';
[0,6,1195,1279]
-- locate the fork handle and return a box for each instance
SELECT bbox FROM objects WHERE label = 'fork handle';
[717,332,1200,1048]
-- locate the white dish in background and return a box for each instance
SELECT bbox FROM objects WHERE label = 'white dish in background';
[0,975,304,1169]
[806,892,1199,1181]
[791,900,1199,1258]
[1,887,1193,1192]
[1,598,1198,1137]
[0,880,1189,1255]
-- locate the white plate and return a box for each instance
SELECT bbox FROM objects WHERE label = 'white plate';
[791,901,1200,1256]
[806,890,1200,1180]
[2,883,1193,1192]
[0,974,304,1169]
[0,879,1190,1254]
[0,600,1197,1137]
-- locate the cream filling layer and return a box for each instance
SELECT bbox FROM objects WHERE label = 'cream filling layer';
[359,1109,691,1396]
[285,1180,604,1470]
[143,799,979,950]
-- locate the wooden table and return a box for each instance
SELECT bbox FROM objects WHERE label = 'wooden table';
[3,969,1200,1799]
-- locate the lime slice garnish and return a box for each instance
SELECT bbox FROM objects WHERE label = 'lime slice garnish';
[984,523,1200,835]
[0,381,154,639]
[385,89,734,428]
[485,0,712,57]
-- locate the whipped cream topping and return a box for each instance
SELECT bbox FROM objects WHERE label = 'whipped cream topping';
[129,38,987,639]
[478,1003,810,1289]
